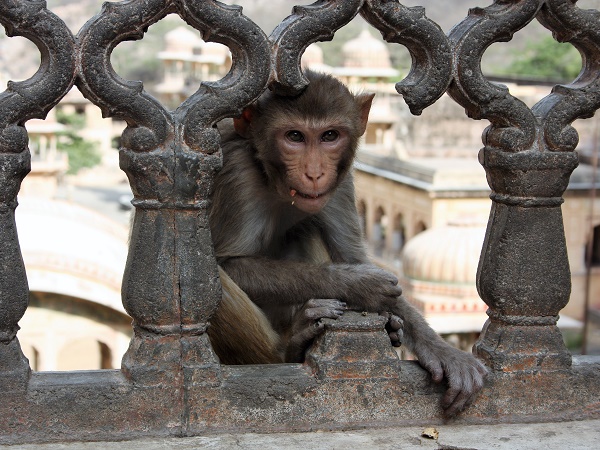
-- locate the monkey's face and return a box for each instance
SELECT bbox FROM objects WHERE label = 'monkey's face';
[271,119,352,215]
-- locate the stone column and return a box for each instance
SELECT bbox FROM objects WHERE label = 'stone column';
[0,153,32,391]
[474,149,578,371]
[0,0,77,390]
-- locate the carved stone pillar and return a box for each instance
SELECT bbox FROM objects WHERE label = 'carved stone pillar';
[306,312,400,379]
[475,149,578,371]
[77,0,272,385]
[448,0,600,373]
[0,153,31,390]
[118,147,224,384]
[0,0,76,390]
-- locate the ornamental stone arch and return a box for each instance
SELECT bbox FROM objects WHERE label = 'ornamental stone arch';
[1,0,600,443]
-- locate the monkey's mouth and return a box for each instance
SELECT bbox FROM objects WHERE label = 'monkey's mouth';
[290,188,326,200]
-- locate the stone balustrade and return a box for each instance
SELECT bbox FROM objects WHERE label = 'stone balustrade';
[1,0,599,444]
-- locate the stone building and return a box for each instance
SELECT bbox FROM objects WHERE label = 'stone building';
[56,86,126,166]
[301,33,598,339]
[154,26,232,108]
[352,87,600,328]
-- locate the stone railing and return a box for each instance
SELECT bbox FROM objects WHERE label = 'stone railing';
[1,0,599,444]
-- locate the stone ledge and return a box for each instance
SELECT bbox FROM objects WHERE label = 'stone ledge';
[7,419,600,450]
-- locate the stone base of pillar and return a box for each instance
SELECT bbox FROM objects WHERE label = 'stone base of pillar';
[474,317,572,372]
[0,338,31,391]
[306,311,401,380]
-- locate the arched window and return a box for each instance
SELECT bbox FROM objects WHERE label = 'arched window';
[587,224,600,266]
[100,342,113,370]
[415,220,427,236]
[22,344,40,372]
[392,213,406,255]
[357,200,367,238]
[57,339,114,371]
[373,206,387,256]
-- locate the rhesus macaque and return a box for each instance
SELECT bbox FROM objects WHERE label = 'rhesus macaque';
[207,71,487,415]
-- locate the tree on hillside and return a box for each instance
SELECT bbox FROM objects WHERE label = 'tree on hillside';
[56,111,102,175]
[500,36,582,81]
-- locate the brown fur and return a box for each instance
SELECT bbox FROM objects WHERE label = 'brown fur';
[207,267,282,364]
[206,71,487,416]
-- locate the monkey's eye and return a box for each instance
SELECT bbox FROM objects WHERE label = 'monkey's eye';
[286,130,304,142]
[321,130,339,142]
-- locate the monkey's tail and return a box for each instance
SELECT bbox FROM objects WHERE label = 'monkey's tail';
[207,267,283,365]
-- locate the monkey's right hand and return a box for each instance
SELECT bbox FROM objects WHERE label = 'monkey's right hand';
[381,312,404,347]
[285,299,347,363]
[334,264,403,313]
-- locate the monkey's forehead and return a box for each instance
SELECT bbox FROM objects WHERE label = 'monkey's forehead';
[270,116,355,131]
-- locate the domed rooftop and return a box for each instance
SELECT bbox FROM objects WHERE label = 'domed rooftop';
[402,220,486,285]
[342,29,392,69]
[16,197,128,313]
[196,40,230,58]
[164,26,202,54]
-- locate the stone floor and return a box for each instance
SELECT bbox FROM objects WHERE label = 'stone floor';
[3,420,598,450]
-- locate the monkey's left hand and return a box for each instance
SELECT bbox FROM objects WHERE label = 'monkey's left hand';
[390,297,487,416]
[412,338,488,416]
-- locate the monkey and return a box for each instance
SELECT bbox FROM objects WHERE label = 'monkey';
[206,70,487,416]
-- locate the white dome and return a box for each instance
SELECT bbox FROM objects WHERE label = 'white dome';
[342,29,392,69]
[16,197,128,313]
[402,220,486,285]
[164,26,202,54]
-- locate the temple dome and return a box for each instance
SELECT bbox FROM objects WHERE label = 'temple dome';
[342,29,392,69]
[402,219,486,285]
[196,40,230,58]
[164,26,202,54]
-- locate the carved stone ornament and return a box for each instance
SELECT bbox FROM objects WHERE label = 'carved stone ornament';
[0,0,76,390]
[1,0,600,444]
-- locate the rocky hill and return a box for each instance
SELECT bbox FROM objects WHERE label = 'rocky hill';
[2,0,597,85]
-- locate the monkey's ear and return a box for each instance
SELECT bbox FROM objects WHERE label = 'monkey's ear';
[233,105,256,138]
[356,93,375,136]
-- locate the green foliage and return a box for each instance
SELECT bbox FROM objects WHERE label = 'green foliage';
[56,110,102,175]
[562,328,583,353]
[501,36,582,81]
[111,18,182,86]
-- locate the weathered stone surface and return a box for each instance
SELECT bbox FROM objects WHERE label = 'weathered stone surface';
[1,0,600,445]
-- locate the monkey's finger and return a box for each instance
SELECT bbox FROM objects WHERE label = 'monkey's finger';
[290,321,326,346]
[305,306,345,321]
[376,269,399,285]
[420,357,444,383]
[388,314,404,331]
[476,362,489,377]
[388,331,401,347]
[443,364,486,416]
[380,313,403,345]
[380,284,403,298]
[443,388,471,417]
[308,299,347,309]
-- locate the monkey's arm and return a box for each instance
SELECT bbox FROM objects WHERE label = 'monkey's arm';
[220,256,402,311]
[318,182,487,414]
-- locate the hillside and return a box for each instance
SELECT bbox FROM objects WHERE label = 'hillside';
[2,0,596,84]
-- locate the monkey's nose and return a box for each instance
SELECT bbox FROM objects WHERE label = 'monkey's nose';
[305,172,323,182]
[304,172,324,193]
